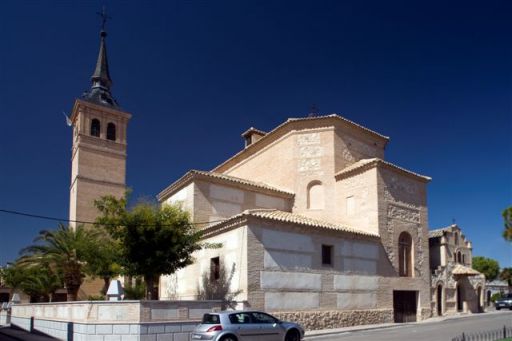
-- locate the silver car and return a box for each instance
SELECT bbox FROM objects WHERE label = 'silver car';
[191,310,304,341]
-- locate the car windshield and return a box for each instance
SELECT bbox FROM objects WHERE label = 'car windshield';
[504,294,512,299]
[202,314,220,324]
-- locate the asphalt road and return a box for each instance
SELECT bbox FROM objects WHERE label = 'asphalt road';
[307,311,512,341]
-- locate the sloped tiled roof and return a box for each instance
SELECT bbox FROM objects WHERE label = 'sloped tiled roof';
[157,170,294,202]
[335,158,431,182]
[428,227,449,238]
[202,209,379,238]
[214,114,389,172]
[428,224,461,239]
[452,264,482,276]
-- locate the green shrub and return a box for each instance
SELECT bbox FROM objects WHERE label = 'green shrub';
[124,282,146,300]
[491,292,502,302]
[87,294,105,301]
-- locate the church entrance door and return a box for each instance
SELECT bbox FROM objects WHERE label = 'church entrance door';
[437,285,443,316]
[393,290,417,323]
[456,284,463,312]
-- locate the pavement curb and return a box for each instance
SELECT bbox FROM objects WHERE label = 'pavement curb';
[304,310,508,339]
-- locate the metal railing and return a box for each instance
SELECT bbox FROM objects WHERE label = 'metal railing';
[452,326,512,341]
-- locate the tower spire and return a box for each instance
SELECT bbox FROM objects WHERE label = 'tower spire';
[81,7,118,108]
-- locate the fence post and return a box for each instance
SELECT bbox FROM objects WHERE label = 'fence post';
[504,325,507,338]
[461,332,465,341]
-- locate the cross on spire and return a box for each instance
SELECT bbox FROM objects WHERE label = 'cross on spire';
[97,6,111,32]
[81,7,118,108]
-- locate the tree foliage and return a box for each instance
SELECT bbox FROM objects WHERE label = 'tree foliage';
[19,224,99,301]
[503,206,512,241]
[1,262,28,295]
[82,229,122,295]
[500,267,512,286]
[472,256,500,281]
[18,263,62,302]
[94,195,203,299]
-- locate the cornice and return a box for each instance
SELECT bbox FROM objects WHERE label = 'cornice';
[335,158,431,183]
[71,98,132,123]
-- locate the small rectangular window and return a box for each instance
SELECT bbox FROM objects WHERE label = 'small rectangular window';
[210,257,220,281]
[322,245,333,265]
[346,196,355,215]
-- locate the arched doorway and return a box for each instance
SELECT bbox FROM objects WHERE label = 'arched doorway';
[437,285,443,316]
[477,287,482,312]
[456,284,463,312]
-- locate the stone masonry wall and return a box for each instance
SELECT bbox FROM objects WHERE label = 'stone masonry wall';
[273,309,393,330]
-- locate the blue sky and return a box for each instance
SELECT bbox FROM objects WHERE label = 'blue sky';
[0,0,510,268]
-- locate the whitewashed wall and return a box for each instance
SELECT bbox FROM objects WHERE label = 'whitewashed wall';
[160,227,248,303]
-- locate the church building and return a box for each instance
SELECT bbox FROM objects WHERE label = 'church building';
[157,115,432,329]
[429,224,485,316]
[60,22,487,328]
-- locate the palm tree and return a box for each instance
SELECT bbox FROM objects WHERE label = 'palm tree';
[1,262,27,298]
[19,263,62,302]
[20,224,97,301]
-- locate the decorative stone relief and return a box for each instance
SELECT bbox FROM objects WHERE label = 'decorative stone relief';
[342,148,355,162]
[297,133,323,173]
[297,133,320,145]
[387,204,420,224]
[384,187,420,209]
[298,159,321,172]
[384,221,395,265]
[299,146,323,158]
[416,227,424,276]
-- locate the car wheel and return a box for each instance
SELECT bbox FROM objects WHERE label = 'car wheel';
[219,335,238,341]
[285,329,300,341]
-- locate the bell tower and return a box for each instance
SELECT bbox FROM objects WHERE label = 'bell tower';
[69,26,131,228]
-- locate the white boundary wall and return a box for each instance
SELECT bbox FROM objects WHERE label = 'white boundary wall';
[8,300,221,341]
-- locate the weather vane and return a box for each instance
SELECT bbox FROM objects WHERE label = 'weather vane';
[97,6,111,31]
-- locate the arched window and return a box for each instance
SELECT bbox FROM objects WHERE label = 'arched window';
[457,251,462,264]
[462,254,465,265]
[90,119,100,137]
[307,181,324,209]
[454,232,459,245]
[107,122,116,141]
[398,232,412,277]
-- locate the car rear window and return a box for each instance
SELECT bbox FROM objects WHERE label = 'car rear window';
[202,314,220,324]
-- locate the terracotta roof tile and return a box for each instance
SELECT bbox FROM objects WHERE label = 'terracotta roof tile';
[335,158,431,182]
[452,264,482,276]
[203,209,379,237]
[157,170,294,201]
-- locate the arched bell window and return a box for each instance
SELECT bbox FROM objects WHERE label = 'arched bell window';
[90,119,100,137]
[457,251,462,264]
[107,122,116,141]
[398,232,413,277]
